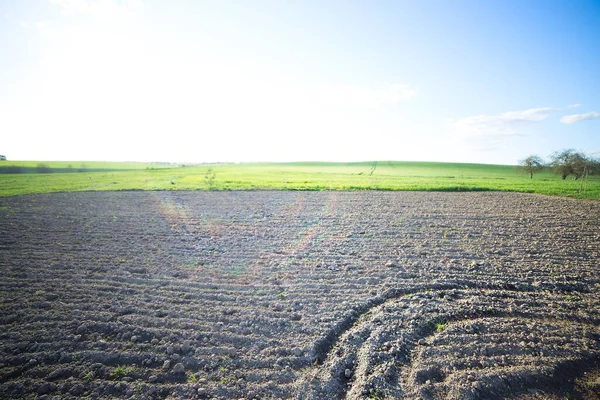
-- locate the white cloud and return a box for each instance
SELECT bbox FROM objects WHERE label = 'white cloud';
[560,112,600,124]
[316,84,418,107]
[49,0,88,13]
[451,107,556,137]
[568,103,582,108]
[18,20,48,30]
[49,0,142,20]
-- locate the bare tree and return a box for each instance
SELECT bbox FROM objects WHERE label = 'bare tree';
[550,149,596,180]
[518,155,544,179]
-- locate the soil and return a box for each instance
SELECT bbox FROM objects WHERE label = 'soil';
[0,191,599,399]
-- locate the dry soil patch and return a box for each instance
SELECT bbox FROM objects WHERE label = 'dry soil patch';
[0,191,599,399]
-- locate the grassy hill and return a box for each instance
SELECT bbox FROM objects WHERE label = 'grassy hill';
[0,160,598,199]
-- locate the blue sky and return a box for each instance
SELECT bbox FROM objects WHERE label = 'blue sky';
[1,0,599,164]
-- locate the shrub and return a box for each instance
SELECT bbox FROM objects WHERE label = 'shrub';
[0,166,23,174]
[36,163,52,173]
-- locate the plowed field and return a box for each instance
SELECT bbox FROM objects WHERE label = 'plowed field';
[1,191,599,399]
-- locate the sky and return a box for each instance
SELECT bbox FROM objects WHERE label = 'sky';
[1,0,599,164]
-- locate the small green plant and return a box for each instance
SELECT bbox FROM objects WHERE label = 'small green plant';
[434,321,447,332]
[565,295,580,302]
[367,390,383,399]
[83,371,94,382]
[110,365,136,380]
[188,373,198,383]
[204,168,216,190]
[110,365,126,380]
[485,306,496,314]
[277,291,286,299]
[220,377,232,385]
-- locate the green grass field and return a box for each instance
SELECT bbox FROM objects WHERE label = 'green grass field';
[0,160,598,200]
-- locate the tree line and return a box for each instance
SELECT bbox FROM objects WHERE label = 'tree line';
[519,149,600,180]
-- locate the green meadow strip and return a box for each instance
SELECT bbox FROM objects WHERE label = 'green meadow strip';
[0,161,598,199]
